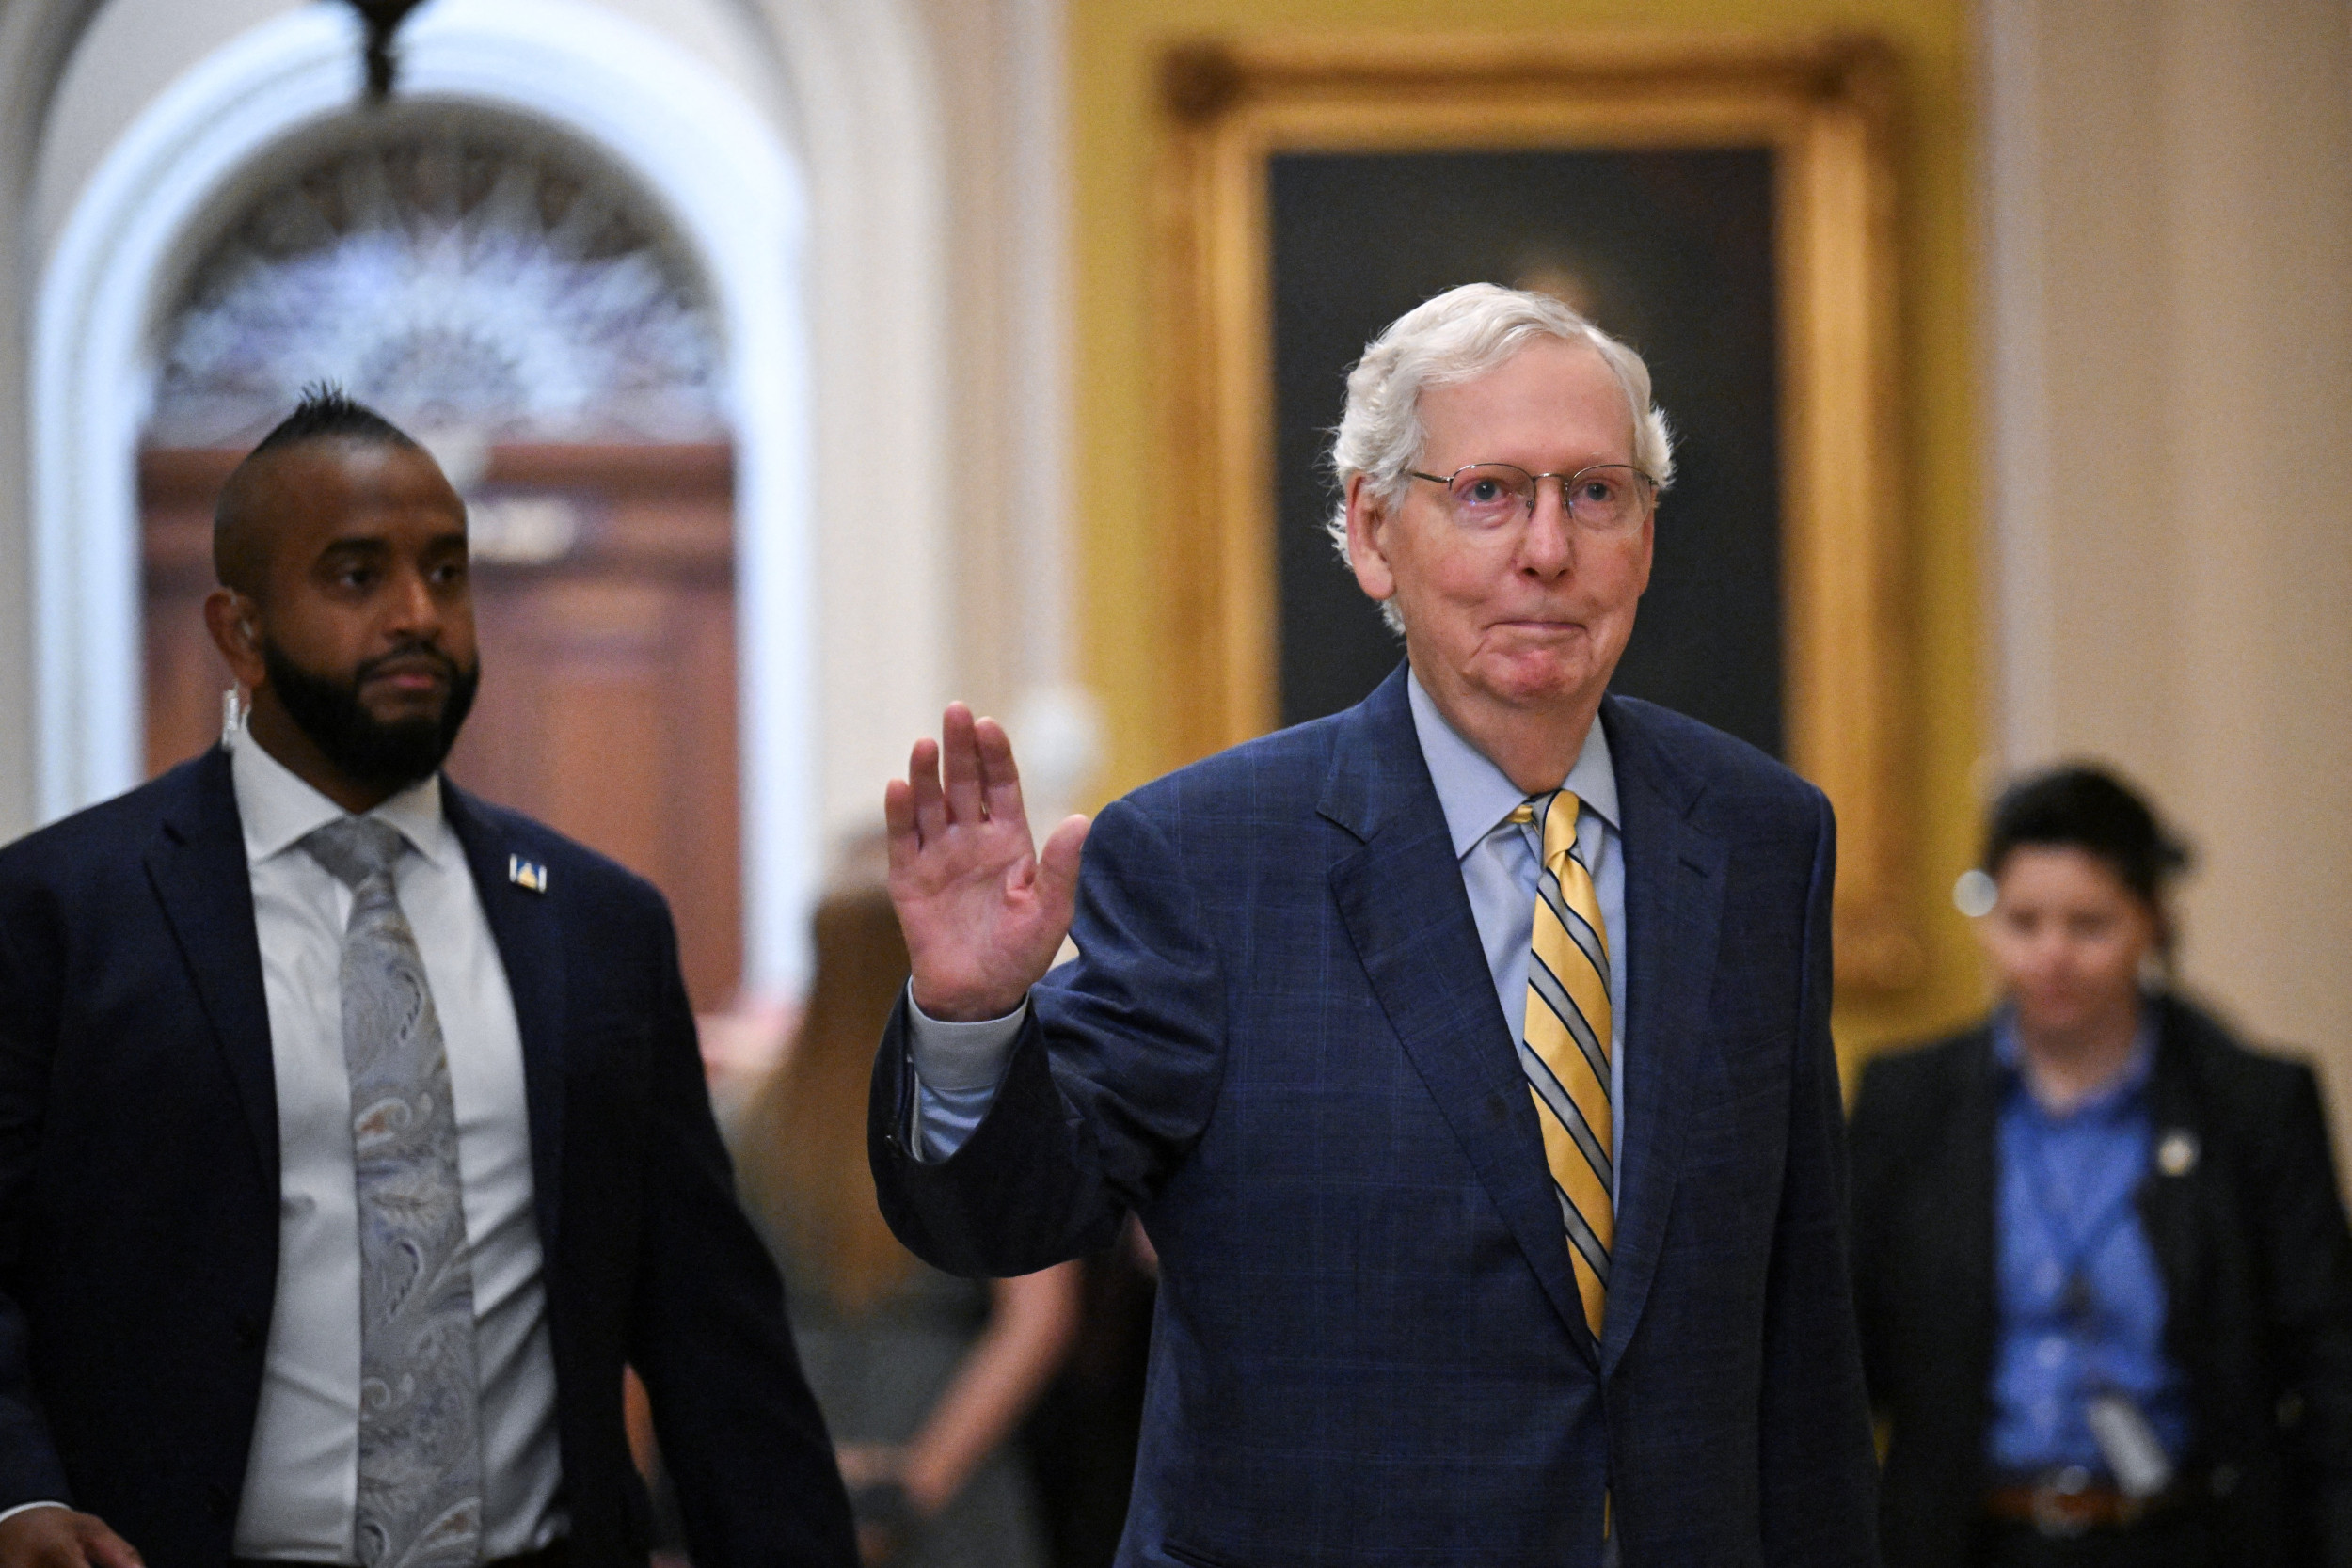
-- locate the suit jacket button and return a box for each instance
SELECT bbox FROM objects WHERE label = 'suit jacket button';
[233,1313,263,1348]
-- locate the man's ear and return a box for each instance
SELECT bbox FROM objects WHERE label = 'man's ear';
[1344,474,1398,606]
[203,588,267,689]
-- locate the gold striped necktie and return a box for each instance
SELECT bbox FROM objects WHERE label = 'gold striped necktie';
[1509,789,1613,1338]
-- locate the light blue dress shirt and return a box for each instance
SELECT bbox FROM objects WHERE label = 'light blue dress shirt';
[1986,1004,2193,1475]
[906,669,1629,1180]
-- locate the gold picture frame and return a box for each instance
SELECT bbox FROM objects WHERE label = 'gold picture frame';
[1152,32,1921,990]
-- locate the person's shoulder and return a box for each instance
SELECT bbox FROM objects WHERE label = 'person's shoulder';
[1853,1022,1993,1127]
[2159,992,2323,1108]
[0,748,223,882]
[1603,695,1826,826]
[1119,704,1355,820]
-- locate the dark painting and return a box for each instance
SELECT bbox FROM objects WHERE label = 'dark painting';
[1270,148,1784,756]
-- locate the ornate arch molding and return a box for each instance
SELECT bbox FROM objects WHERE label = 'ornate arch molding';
[29,0,833,986]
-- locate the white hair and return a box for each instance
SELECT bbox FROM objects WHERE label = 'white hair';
[1326,282,1676,631]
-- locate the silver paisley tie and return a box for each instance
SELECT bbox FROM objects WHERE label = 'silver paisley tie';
[303,816,484,1568]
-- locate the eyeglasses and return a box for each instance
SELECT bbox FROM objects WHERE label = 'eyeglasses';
[1407,462,1657,533]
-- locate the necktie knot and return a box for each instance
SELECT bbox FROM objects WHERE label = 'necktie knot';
[1508,790,1584,864]
[302,816,405,891]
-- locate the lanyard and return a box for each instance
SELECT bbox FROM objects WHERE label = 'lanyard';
[2012,1102,2146,1328]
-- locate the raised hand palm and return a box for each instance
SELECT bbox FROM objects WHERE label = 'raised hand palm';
[885,705,1089,1022]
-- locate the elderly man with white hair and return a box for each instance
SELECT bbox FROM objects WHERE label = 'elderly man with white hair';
[869,283,1879,1566]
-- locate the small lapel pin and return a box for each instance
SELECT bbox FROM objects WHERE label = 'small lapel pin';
[2157,1128,2200,1177]
[507,854,548,894]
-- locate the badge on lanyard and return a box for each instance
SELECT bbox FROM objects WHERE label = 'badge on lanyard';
[2087,1391,2174,1498]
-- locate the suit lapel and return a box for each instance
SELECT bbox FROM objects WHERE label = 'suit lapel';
[1947,1031,2004,1402]
[2137,1001,2206,1351]
[444,784,570,1254]
[1323,670,1597,1360]
[144,747,280,1189]
[1597,700,1726,1375]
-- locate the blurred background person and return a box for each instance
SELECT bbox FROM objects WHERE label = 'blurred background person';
[1851,766,2352,1568]
[732,847,1081,1566]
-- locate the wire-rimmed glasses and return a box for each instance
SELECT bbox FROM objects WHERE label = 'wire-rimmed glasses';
[1407,462,1656,534]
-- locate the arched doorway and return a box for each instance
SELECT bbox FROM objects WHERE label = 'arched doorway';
[34,0,819,994]
[139,111,746,1006]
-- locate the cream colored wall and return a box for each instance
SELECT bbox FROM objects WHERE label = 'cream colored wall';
[1982,0,2352,1148]
[31,0,296,254]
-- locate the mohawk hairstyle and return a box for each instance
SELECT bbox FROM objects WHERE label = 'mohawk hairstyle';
[245,382,420,459]
[213,384,425,592]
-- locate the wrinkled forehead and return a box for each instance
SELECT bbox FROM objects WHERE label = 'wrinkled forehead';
[1413,337,1640,460]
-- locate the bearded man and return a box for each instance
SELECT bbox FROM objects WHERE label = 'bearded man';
[0,391,856,1568]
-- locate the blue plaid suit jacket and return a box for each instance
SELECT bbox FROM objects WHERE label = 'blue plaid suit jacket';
[872,666,1877,1566]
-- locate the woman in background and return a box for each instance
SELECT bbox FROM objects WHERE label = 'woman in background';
[734,872,1080,1566]
[1851,765,2352,1568]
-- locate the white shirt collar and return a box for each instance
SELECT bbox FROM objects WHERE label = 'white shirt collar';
[1406,667,1619,863]
[230,725,453,871]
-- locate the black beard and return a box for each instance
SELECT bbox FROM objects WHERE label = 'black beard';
[261,636,480,792]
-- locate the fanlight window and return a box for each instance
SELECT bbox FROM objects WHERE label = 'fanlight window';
[149,123,726,449]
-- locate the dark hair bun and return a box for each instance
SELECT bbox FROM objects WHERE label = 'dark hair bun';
[1982,764,2189,905]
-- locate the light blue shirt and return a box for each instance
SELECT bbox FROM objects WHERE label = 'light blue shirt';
[1986,1005,2192,1474]
[906,670,1629,1179]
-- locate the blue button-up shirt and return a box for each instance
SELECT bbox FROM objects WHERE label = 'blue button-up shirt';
[1986,1006,2193,1473]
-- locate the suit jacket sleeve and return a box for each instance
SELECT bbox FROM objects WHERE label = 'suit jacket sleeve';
[2251,1062,2352,1562]
[1755,791,1881,1565]
[870,796,1226,1278]
[0,881,76,1512]
[626,899,857,1568]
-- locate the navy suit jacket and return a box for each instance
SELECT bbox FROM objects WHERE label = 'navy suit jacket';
[870,668,1878,1566]
[0,747,856,1568]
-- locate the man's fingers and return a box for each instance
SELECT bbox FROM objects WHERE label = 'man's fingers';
[71,1519,139,1568]
[973,717,1026,829]
[883,778,919,870]
[0,1509,138,1568]
[906,736,946,844]
[939,703,984,825]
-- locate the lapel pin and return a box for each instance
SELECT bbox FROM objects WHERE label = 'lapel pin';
[507,854,548,894]
[2157,1128,2199,1177]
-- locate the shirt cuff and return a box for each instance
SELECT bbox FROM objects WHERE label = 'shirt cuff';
[907,987,1025,1089]
[905,986,1025,1163]
[0,1502,71,1528]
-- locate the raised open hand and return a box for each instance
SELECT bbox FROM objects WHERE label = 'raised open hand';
[884,703,1090,1022]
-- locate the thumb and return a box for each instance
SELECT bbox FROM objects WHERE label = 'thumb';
[1035,813,1091,915]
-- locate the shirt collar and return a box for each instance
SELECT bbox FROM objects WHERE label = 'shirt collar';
[230,726,454,871]
[1406,667,1618,863]
[1992,1000,2159,1116]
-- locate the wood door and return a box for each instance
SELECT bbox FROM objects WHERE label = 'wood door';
[141,443,744,1011]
